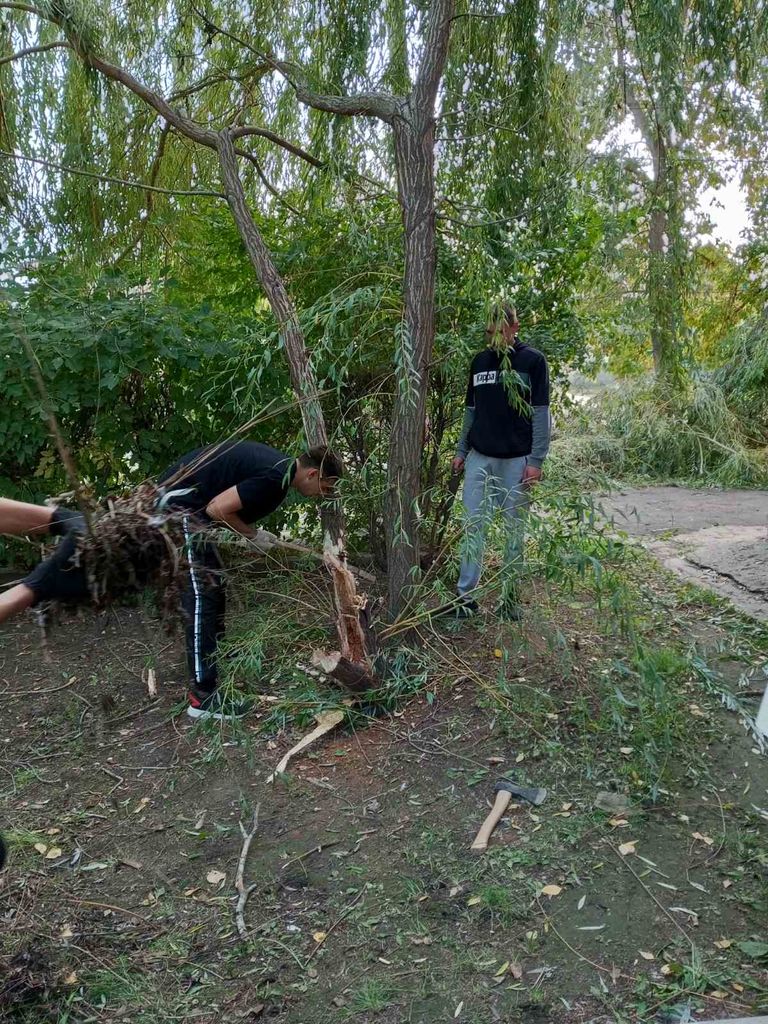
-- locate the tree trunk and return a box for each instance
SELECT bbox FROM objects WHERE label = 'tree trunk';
[386,108,437,616]
[216,130,349,548]
[216,130,327,446]
[647,135,684,384]
[216,129,375,674]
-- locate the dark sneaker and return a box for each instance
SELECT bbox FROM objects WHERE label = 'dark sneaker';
[432,597,479,620]
[497,599,523,622]
[187,690,253,721]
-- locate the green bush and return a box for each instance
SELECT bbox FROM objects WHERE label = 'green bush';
[556,373,768,488]
[0,269,244,501]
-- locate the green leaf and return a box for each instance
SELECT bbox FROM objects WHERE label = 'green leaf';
[736,940,768,959]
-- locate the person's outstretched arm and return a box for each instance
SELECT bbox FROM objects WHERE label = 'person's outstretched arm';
[0,498,53,537]
[0,584,36,624]
[205,487,258,538]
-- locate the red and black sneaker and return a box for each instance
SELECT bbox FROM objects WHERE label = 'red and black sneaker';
[187,689,253,721]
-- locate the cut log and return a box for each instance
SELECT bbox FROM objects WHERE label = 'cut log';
[310,650,377,694]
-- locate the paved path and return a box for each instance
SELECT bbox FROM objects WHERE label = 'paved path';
[598,486,768,622]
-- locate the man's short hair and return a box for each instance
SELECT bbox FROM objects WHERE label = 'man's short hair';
[299,445,345,479]
[491,301,518,326]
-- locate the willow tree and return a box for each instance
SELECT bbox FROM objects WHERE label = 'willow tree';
[266,0,455,614]
[593,0,767,382]
[0,0,381,672]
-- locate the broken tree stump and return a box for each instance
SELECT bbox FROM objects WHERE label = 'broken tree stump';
[315,537,380,693]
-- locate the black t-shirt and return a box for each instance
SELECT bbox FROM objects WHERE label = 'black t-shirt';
[158,441,295,523]
[466,342,550,458]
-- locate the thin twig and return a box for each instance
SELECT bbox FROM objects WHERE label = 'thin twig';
[235,806,260,939]
[0,39,69,66]
[607,841,694,947]
[280,840,341,872]
[60,896,159,927]
[8,676,77,697]
[306,886,366,963]
[537,897,634,981]
[0,149,223,197]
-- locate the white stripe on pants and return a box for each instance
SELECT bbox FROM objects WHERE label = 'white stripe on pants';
[182,514,204,686]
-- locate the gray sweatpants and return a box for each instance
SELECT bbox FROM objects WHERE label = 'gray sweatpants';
[457,450,529,598]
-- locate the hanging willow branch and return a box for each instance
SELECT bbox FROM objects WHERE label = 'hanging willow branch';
[0,40,69,67]
[0,149,225,197]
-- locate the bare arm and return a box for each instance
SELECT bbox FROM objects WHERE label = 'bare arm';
[205,486,257,538]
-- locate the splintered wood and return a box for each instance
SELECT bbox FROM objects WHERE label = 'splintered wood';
[266,537,380,783]
[323,537,371,667]
[265,709,346,783]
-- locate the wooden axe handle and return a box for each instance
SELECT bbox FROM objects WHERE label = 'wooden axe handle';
[470,789,513,851]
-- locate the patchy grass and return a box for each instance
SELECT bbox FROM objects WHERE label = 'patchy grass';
[1,511,767,1023]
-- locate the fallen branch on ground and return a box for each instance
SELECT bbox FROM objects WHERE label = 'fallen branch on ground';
[235,806,260,939]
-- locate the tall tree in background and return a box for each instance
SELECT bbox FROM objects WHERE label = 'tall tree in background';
[606,0,767,382]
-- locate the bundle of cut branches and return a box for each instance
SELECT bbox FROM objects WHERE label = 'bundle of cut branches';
[73,482,191,626]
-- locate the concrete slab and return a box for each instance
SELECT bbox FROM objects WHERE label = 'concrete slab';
[598,487,768,622]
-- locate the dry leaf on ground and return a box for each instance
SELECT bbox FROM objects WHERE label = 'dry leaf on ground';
[540,884,563,897]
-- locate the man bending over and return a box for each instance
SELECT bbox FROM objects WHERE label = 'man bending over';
[0,441,343,720]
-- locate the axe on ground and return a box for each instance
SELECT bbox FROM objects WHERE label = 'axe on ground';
[470,777,547,851]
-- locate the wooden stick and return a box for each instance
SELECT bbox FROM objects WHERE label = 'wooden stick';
[217,530,376,584]
[280,840,341,872]
[235,806,260,939]
[143,667,158,698]
[265,710,345,783]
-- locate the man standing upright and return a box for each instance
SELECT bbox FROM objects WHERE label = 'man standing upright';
[447,302,550,620]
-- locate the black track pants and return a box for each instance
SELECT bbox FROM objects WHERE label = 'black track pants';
[180,516,226,696]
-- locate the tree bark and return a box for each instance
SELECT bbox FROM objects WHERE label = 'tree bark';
[386,107,438,614]
[616,6,684,384]
[384,0,455,617]
[216,129,328,446]
[648,137,669,377]
[647,136,684,384]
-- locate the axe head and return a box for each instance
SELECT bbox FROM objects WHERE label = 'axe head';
[495,778,547,806]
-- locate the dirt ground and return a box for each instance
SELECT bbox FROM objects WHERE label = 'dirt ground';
[599,487,768,623]
[1,532,767,1024]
